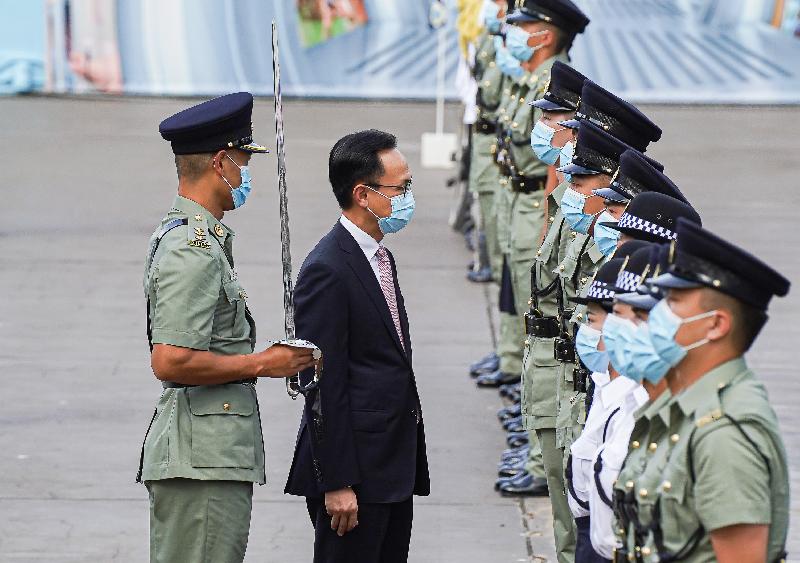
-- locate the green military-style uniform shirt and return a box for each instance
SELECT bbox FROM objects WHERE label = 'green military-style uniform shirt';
[522,181,571,430]
[470,32,504,197]
[140,195,266,484]
[555,233,605,448]
[613,390,672,559]
[635,359,789,561]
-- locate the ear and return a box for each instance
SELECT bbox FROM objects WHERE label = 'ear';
[211,150,227,176]
[706,309,733,342]
[352,183,370,209]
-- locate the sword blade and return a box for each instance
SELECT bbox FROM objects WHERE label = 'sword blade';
[272,21,301,397]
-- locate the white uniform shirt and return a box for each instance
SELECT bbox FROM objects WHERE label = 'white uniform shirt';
[340,215,381,283]
[589,384,649,558]
[567,372,635,518]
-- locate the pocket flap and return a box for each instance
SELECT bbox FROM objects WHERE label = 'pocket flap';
[350,409,390,432]
[187,385,254,416]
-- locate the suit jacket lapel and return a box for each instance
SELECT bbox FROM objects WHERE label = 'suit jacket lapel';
[334,223,409,363]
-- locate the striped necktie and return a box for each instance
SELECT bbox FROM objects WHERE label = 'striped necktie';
[376,246,405,351]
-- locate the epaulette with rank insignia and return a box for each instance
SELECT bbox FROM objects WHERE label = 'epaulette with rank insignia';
[187,213,212,250]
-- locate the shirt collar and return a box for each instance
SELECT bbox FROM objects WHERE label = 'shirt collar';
[675,357,749,419]
[172,195,234,242]
[551,181,569,209]
[600,375,639,409]
[340,215,381,261]
[590,370,610,387]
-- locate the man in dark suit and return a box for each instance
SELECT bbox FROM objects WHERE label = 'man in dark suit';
[285,130,429,563]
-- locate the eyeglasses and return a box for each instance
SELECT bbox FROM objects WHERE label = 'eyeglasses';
[364,179,413,197]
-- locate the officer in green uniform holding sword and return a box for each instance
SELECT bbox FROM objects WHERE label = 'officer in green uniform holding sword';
[138,92,318,563]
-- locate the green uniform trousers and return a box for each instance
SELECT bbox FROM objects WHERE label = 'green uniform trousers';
[535,428,576,563]
[477,191,502,281]
[147,478,253,563]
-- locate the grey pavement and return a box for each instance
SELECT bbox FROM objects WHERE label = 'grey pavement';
[0,97,798,562]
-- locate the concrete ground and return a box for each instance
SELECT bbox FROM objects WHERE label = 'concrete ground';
[0,97,798,562]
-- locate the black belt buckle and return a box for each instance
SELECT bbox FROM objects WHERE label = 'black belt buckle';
[554,335,576,362]
[525,312,560,338]
[573,366,589,392]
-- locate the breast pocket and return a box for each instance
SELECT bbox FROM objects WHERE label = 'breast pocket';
[187,385,256,469]
[221,279,247,336]
[657,467,699,550]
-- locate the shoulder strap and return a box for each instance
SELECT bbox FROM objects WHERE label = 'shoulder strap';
[145,218,188,352]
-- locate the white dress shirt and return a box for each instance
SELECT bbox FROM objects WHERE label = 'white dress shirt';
[589,383,649,558]
[567,371,636,518]
[340,215,381,283]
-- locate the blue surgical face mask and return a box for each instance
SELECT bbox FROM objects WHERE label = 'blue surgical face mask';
[602,314,638,379]
[593,210,622,257]
[560,186,598,234]
[530,120,563,165]
[575,324,610,374]
[627,324,671,384]
[505,25,546,61]
[222,154,252,209]
[559,141,574,183]
[494,38,523,78]
[481,0,502,33]
[367,187,416,235]
[648,300,718,368]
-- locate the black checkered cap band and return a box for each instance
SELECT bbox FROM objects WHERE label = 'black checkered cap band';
[617,212,676,240]
[587,280,616,300]
[615,270,642,292]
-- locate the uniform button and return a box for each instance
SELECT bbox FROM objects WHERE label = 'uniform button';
[512,122,518,128]
[533,201,540,208]
[631,440,640,449]
[627,553,635,562]
[580,277,587,284]
[618,528,625,535]
[500,108,506,114]
[549,216,554,222]
[648,442,658,452]
[571,232,577,238]
[639,488,648,498]
[642,547,652,556]
[519,97,525,103]
[662,480,672,492]
[489,62,496,68]
[484,80,490,87]
[625,480,634,490]
[536,249,542,256]
[223,403,231,411]
[670,433,680,444]
[559,265,565,272]
[528,298,533,306]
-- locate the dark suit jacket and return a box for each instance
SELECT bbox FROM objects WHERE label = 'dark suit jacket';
[284,222,430,504]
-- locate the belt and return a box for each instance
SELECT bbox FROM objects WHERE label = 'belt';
[162,378,257,389]
[475,118,497,134]
[511,175,546,194]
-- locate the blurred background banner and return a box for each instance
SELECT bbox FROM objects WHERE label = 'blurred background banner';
[2,0,800,102]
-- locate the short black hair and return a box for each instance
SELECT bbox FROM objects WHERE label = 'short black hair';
[329,129,397,209]
[701,289,768,353]
[174,153,213,181]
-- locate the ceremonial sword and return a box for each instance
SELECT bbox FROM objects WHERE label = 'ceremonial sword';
[271,21,323,400]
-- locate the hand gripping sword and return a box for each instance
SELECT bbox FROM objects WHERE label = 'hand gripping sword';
[271,21,323,400]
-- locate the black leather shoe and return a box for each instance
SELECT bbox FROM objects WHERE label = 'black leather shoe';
[476,370,520,388]
[500,472,549,497]
[497,403,522,422]
[467,266,493,283]
[497,459,526,478]
[506,431,529,448]
[469,352,499,377]
[500,444,529,465]
[505,419,524,433]
[501,415,522,431]
[499,382,520,398]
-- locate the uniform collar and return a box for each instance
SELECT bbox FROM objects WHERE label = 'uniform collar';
[633,388,672,424]
[675,357,749,420]
[172,195,234,242]
[526,52,568,87]
[551,181,569,209]
[599,375,639,410]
